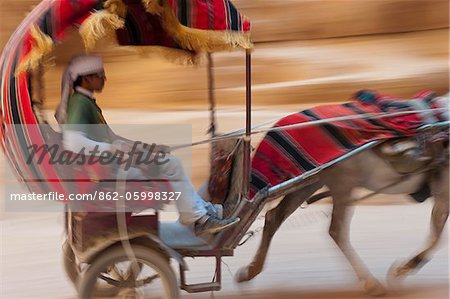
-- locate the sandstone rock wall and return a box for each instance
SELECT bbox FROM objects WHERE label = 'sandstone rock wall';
[236,0,449,42]
[0,0,448,109]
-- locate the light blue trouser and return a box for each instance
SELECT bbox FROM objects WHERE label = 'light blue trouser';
[126,154,214,225]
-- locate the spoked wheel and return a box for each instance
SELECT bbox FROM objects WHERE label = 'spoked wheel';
[63,240,121,297]
[78,245,179,299]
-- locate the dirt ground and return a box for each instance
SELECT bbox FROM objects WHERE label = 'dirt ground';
[1,196,448,298]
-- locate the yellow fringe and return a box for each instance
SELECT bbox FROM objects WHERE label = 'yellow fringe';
[141,0,165,16]
[115,45,201,65]
[141,0,252,53]
[16,26,54,75]
[79,0,126,51]
[79,12,125,51]
[104,0,127,18]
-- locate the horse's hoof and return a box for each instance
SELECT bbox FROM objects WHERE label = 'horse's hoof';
[387,261,407,288]
[364,278,386,297]
[235,267,250,283]
[388,260,412,280]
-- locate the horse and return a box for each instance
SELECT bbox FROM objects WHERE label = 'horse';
[230,137,449,296]
[202,92,449,296]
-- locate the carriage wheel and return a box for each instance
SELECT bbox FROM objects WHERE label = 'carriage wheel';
[63,240,120,297]
[78,245,179,299]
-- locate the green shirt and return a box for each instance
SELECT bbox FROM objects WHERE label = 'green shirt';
[66,92,111,143]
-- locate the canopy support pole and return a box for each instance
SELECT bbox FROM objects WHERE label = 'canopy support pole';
[242,50,252,199]
[207,53,216,137]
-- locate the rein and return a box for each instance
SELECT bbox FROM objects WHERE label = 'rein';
[172,109,448,151]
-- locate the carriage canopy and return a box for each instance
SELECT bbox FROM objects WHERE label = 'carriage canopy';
[0,0,251,202]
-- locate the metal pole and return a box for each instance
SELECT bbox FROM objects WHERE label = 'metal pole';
[245,51,252,136]
[242,50,252,199]
[207,52,216,137]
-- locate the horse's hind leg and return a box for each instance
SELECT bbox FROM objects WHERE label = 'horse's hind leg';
[328,187,386,296]
[235,183,321,283]
[389,167,449,281]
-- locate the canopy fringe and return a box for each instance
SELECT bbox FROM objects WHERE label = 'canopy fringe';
[16,0,251,74]
[79,0,127,51]
[141,0,165,16]
[104,0,127,18]
[141,0,252,52]
[16,26,54,75]
[17,0,127,74]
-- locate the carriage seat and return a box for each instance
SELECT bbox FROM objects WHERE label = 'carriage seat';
[66,211,158,263]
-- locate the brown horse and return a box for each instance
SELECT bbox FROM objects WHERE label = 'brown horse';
[231,141,449,296]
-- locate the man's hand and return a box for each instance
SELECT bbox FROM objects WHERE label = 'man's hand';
[112,140,170,154]
[111,140,171,171]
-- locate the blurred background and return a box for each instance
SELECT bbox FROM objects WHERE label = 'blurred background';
[1,0,448,109]
[0,1,449,298]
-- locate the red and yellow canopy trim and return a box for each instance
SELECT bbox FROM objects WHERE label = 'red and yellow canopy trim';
[17,0,252,73]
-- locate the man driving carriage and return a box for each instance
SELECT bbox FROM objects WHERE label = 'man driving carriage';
[55,54,240,235]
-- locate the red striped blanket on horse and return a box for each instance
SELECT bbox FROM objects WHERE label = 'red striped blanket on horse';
[249,90,440,199]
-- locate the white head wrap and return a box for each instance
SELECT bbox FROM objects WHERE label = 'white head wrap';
[55,55,104,124]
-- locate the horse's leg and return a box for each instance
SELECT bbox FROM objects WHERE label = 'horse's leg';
[235,183,321,283]
[328,187,386,296]
[389,167,449,280]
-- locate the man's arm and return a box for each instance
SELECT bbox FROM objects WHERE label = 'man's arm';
[106,126,171,153]
[63,130,112,153]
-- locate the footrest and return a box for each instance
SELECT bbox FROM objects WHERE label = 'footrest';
[179,255,223,293]
[181,282,221,293]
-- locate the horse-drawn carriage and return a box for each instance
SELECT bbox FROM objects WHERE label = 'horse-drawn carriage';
[1,0,448,298]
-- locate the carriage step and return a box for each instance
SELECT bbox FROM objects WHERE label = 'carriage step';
[181,282,221,293]
[179,255,223,293]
